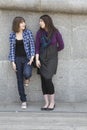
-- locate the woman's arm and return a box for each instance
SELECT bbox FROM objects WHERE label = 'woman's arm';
[35,30,41,68]
[9,33,16,62]
[9,33,17,71]
[28,30,35,65]
[29,31,35,57]
[56,31,64,51]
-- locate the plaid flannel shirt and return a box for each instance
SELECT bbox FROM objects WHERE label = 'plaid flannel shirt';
[8,29,35,62]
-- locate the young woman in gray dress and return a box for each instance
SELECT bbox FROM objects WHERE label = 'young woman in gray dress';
[35,15,64,110]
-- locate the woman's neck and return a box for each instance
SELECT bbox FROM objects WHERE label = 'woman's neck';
[17,29,23,34]
[16,30,23,40]
[44,28,48,32]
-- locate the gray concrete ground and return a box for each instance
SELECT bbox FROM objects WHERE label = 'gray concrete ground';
[0,102,87,130]
[0,102,87,113]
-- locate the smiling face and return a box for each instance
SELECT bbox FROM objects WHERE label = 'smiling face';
[39,19,46,29]
[12,17,26,33]
[19,21,26,31]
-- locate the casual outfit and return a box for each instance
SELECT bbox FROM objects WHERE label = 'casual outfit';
[35,29,64,95]
[9,29,35,102]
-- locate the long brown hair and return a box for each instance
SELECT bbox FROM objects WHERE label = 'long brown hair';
[40,15,58,39]
[12,16,26,32]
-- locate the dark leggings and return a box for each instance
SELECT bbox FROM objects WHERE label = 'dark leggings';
[41,76,55,95]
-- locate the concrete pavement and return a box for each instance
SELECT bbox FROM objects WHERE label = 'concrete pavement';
[0,102,87,130]
[0,102,87,113]
[0,112,87,130]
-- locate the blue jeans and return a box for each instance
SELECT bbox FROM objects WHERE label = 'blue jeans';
[15,57,32,102]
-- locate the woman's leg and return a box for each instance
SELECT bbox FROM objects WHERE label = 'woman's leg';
[16,57,26,102]
[41,76,49,108]
[45,78,55,109]
[23,63,32,79]
[23,60,32,86]
[43,95,49,108]
[48,94,55,109]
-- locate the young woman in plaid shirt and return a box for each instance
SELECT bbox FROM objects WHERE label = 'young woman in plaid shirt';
[9,17,35,109]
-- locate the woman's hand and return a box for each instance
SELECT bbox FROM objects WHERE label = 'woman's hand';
[28,56,34,65]
[36,59,41,68]
[35,54,41,68]
[12,62,17,72]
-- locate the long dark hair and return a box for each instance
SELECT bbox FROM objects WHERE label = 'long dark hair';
[12,16,26,32]
[40,15,58,39]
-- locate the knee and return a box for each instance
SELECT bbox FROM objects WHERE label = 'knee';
[24,71,32,79]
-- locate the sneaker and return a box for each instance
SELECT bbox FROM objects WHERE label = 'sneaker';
[21,102,27,109]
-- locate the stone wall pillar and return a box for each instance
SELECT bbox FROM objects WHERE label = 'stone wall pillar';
[0,0,87,103]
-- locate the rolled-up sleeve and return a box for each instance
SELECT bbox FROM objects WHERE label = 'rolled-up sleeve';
[8,33,15,62]
[29,31,35,56]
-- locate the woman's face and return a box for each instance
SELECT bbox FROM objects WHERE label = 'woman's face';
[19,21,26,31]
[39,19,45,29]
